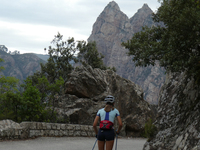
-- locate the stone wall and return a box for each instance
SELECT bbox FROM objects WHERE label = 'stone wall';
[0,120,96,141]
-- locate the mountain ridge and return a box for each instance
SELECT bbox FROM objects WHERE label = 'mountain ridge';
[0,48,46,81]
[88,1,165,104]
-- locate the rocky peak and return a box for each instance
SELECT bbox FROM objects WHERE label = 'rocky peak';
[105,1,120,11]
[131,3,153,19]
[90,0,128,35]
[88,2,165,104]
[130,3,154,32]
[142,3,152,11]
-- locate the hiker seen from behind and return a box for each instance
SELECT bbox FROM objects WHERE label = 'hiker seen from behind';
[93,95,123,150]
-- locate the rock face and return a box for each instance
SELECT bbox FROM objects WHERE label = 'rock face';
[143,72,200,150]
[56,66,156,137]
[88,1,165,104]
[0,49,45,81]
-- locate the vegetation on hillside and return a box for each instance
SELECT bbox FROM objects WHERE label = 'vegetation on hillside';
[0,58,63,122]
[0,32,112,123]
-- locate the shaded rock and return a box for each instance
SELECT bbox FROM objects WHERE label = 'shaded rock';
[65,67,107,98]
[63,66,155,136]
[143,72,200,150]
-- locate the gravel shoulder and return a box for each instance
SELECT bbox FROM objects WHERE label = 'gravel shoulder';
[0,137,147,150]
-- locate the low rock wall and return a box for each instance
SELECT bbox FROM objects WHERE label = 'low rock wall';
[0,120,96,141]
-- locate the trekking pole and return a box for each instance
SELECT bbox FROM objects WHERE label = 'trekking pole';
[115,134,118,150]
[92,138,97,150]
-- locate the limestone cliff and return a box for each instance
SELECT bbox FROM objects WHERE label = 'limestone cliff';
[88,1,165,104]
[143,72,200,150]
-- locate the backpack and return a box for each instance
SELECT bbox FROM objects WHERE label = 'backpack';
[100,120,113,130]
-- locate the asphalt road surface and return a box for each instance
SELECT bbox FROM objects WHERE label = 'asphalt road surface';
[0,137,147,150]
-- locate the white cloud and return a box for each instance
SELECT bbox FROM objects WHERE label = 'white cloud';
[0,0,160,54]
[0,20,88,54]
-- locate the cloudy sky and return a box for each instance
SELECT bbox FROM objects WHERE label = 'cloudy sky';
[0,0,160,54]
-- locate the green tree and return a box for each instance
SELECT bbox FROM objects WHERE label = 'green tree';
[0,91,22,122]
[122,0,200,82]
[22,76,64,122]
[77,41,107,70]
[42,32,78,84]
[20,80,44,121]
[0,76,19,94]
[77,41,116,71]
[0,67,22,121]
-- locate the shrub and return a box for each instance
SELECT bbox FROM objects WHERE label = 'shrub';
[142,119,157,141]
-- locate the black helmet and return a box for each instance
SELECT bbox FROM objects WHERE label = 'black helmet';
[104,95,115,103]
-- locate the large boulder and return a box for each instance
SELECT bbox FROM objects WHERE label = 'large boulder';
[58,66,156,137]
[0,119,29,139]
[143,72,200,150]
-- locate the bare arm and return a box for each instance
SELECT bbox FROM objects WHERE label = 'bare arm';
[116,116,122,134]
[93,116,99,135]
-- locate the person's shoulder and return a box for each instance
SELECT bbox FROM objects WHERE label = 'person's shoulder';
[114,108,119,111]
[98,108,105,112]
[113,108,120,114]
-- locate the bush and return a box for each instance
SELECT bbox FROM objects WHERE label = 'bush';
[142,119,157,141]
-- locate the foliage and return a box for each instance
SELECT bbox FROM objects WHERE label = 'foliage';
[0,74,45,122]
[77,41,116,72]
[0,33,117,123]
[0,91,22,122]
[122,0,200,83]
[142,119,157,141]
[0,76,19,94]
[0,71,22,121]
[77,41,107,70]
[0,57,63,122]
[20,80,44,121]
[107,66,117,72]
[0,58,5,72]
[22,76,64,122]
[192,0,200,7]
[42,32,78,84]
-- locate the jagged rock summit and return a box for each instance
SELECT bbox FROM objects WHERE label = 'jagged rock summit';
[130,4,154,32]
[106,1,120,11]
[88,1,165,104]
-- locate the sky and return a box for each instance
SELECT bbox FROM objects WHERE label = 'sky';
[0,0,160,54]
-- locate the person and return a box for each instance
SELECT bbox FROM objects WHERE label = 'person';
[93,95,123,150]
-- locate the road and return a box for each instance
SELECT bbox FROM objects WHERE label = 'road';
[0,137,147,150]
